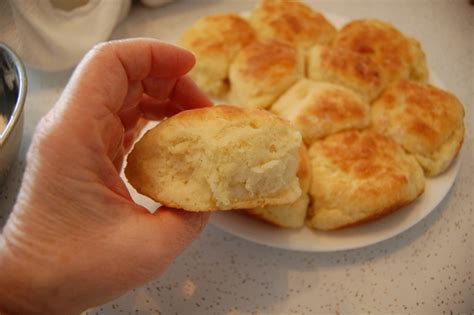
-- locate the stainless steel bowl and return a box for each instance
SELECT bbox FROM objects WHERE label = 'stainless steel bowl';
[0,43,27,187]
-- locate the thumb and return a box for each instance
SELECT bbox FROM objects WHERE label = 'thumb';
[114,207,209,283]
[145,207,210,256]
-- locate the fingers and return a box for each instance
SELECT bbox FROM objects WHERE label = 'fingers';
[140,75,213,120]
[105,207,209,288]
[171,76,214,109]
[142,75,213,110]
[123,118,147,152]
[138,208,209,259]
[65,39,196,116]
[62,38,213,135]
[121,75,213,130]
[122,81,144,112]
[113,118,147,170]
[112,39,195,81]
[137,76,213,121]
[153,207,210,238]
[142,77,177,101]
[119,106,142,131]
[119,76,213,152]
[138,95,182,120]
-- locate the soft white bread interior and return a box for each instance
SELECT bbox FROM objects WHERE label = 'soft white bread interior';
[125,105,303,211]
[244,145,312,228]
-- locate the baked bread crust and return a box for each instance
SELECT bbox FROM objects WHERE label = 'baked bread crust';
[307,19,429,102]
[243,145,312,228]
[272,79,370,145]
[307,45,385,102]
[372,80,465,176]
[333,19,428,83]
[125,105,303,211]
[307,130,425,230]
[228,39,304,109]
[250,0,336,49]
[178,14,256,97]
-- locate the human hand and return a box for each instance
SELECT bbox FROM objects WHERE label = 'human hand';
[0,39,212,315]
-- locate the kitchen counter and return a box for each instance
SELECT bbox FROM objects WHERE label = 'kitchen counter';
[0,1,472,314]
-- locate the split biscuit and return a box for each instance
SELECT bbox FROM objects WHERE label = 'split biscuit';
[126,105,303,211]
[244,145,312,228]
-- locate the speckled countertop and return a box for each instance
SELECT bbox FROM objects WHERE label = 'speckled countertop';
[0,1,473,314]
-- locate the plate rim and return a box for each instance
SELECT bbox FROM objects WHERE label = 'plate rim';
[209,154,461,252]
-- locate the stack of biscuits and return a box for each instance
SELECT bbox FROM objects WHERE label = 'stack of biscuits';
[129,0,465,231]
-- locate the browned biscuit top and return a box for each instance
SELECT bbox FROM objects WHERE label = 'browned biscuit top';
[333,19,413,80]
[373,80,464,155]
[180,14,256,57]
[234,39,299,82]
[250,0,336,47]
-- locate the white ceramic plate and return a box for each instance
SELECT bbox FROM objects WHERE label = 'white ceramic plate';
[123,12,462,252]
[210,156,460,252]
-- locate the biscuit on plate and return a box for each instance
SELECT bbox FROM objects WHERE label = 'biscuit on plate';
[371,80,465,176]
[178,14,256,98]
[244,145,312,228]
[406,37,429,82]
[271,79,370,145]
[125,105,303,212]
[307,130,425,231]
[307,19,429,102]
[307,45,386,102]
[333,19,429,84]
[249,0,336,49]
[228,39,304,109]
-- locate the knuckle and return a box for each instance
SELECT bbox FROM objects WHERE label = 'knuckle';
[87,41,119,60]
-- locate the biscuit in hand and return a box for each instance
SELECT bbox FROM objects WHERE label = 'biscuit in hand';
[244,145,312,228]
[125,106,303,212]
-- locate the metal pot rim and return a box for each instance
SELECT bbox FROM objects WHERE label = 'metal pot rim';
[0,43,27,146]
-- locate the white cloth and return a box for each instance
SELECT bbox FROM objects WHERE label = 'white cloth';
[0,0,175,72]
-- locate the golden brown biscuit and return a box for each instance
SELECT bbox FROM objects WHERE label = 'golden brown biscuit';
[250,0,337,49]
[307,45,385,102]
[271,79,370,145]
[307,130,425,231]
[333,19,429,83]
[178,14,256,98]
[228,39,304,109]
[371,80,465,176]
[407,37,429,82]
[125,105,303,212]
[307,19,429,102]
[244,145,312,228]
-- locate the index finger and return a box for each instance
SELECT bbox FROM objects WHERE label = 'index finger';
[61,38,198,117]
